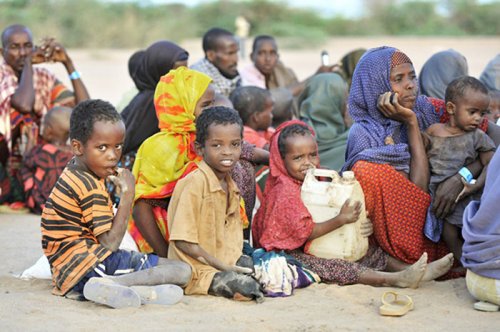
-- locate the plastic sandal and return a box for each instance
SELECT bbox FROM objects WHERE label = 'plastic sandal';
[83,277,141,309]
[130,284,184,305]
[473,301,500,312]
[379,291,414,317]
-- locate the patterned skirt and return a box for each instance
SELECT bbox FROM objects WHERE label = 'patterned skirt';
[352,161,449,264]
[288,244,388,285]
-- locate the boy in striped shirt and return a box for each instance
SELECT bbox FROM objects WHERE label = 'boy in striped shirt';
[41,99,191,308]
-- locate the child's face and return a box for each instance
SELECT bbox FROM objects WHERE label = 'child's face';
[448,88,490,131]
[194,85,215,118]
[486,91,500,123]
[197,123,242,180]
[283,134,319,182]
[72,120,125,179]
[254,96,274,130]
[389,63,417,110]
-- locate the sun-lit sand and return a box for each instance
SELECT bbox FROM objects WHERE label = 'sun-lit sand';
[1,37,499,331]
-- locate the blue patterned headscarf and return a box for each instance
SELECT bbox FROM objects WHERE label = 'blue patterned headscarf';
[342,46,441,172]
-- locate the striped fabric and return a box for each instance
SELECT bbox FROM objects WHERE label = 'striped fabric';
[41,165,113,295]
[0,61,75,152]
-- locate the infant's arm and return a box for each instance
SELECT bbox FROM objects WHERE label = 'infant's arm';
[174,240,251,274]
[479,150,494,167]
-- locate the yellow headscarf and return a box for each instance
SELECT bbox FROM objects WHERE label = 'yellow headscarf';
[132,67,212,201]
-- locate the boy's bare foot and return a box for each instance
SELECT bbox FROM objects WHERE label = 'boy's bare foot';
[394,253,428,289]
[421,253,454,281]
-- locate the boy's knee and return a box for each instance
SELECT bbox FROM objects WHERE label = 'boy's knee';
[176,261,192,284]
[236,255,254,270]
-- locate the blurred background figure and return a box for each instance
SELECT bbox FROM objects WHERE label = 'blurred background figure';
[235,15,251,59]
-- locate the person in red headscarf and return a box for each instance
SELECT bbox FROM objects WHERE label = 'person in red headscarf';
[252,120,453,287]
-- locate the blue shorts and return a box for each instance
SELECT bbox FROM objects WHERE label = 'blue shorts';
[72,249,159,294]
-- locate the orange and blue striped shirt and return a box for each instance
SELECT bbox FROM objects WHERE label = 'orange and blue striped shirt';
[41,165,113,295]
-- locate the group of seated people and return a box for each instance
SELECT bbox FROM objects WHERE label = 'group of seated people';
[1,23,500,310]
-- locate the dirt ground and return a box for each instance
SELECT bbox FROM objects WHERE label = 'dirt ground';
[0,213,498,332]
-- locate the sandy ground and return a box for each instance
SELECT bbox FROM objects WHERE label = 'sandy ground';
[1,37,499,331]
[36,36,500,106]
[0,213,498,332]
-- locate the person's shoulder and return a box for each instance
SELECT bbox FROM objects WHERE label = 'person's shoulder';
[190,59,206,71]
[473,128,496,147]
[425,122,443,135]
[175,167,206,191]
[62,165,104,194]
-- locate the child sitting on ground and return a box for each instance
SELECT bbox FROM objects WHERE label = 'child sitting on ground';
[252,120,454,288]
[41,99,191,309]
[230,86,274,150]
[167,106,264,302]
[19,107,73,214]
[423,76,495,262]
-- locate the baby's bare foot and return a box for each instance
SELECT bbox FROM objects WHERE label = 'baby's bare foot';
[395,253,428,289]
[421,253,454,282]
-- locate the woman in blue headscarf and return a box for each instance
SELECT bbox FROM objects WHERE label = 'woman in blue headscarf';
[343,47,455,264]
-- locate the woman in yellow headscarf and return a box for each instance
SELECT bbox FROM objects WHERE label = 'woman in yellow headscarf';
[129,67,216,256]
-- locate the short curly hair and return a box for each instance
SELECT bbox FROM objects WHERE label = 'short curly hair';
[278,123,313,159]
[445,76,488,105]
[202,27,234,53]
[229,86,271,124]
[70,99,122,144]
[195,106,243,147]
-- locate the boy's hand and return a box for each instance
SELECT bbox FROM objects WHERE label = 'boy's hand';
[455,178,478,203]
[360,218,373,237]
[339,199,362,225]
[108,168,135,197]
[229,265,253,274]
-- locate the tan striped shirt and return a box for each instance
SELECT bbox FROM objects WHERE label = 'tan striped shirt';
[41,165,113,295]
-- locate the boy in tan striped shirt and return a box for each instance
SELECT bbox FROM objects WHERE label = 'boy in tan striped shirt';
[41,99,191,308]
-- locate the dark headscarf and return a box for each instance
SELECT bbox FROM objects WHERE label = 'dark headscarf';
[339,48,366,88]
[479,54,500,91]
[128,50,145,90]
[122,41,189,154]
[298,73,349,171]
[418,49,468,100]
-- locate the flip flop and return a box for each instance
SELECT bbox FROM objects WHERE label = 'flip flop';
[473,301,500,312]
[379,291,414,317]
[83,277,141,309]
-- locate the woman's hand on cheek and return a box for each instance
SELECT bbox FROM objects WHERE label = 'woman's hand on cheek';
[377,92,416,124]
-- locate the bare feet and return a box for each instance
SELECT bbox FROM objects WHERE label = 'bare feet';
[421,253,454,282]
[394,253,428,289]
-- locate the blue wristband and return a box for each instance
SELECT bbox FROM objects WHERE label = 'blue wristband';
[459,167,473,183]
[69,71,81,80]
